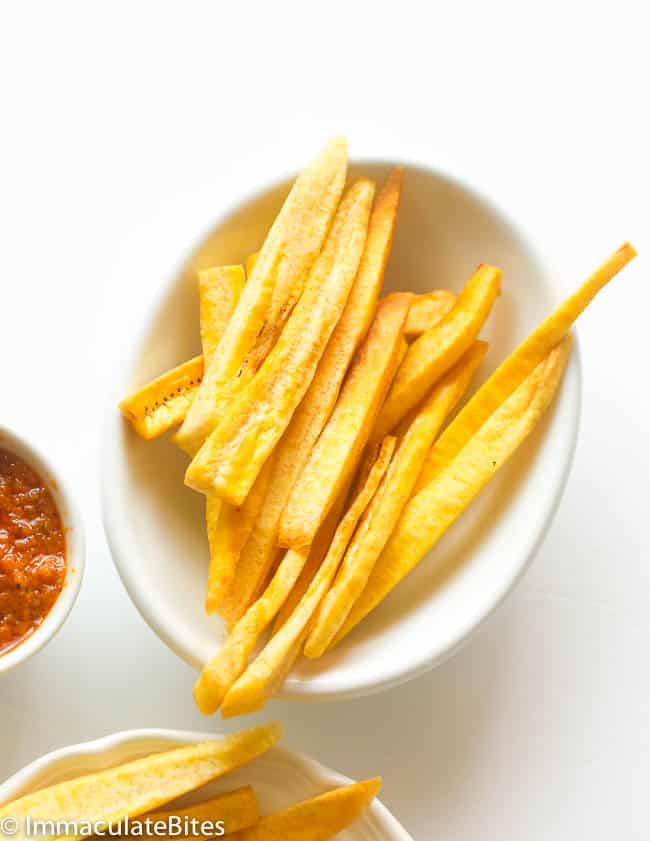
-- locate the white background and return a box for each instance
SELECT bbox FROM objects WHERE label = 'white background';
[1,3,648,838]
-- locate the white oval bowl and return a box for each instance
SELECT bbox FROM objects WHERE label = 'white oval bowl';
[0,426,85,674]
[102,158,581,701]
[0,729,413,841]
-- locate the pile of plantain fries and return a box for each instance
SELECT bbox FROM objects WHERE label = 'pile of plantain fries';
[120,137,636,718]
[0,722,382,840]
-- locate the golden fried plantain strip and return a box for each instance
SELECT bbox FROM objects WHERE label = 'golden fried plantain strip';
[185,179,375,504]
[369,264,501,444]
[200,266,247,362]
[175,138,348,456]
[218,170,403,628]
[119,265,244,440]
[0,724,283,841]
[227,779,382,841]
[404,289,457,337]
[271,464,360,635]
[279,293,411,550]
[331,337,573,649]
[416,242,637,490]
[119,357,205,440]
[220,438,395,717]
[305,341,487,657]
[205,455,274,615]
[194,497,344,715]
[127,787,259,836]
[245,252,259,278]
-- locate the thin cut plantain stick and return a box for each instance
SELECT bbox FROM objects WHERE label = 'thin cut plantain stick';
[331,337,573,650]
[119,265,244,439]
[175,137,348,456]
[226,779,382,841]
[220,438,395,718]
[119,356,205,440]
[185,179,375,504]
[416,241,637,489]
[205,454,274,615]
[194,495,345,715]
[0,724,283,841]
[200,265,248,608]
[245,251,259,278]
[404,289,457,337]
[212,172,404,624]
[271,450,363,635]
[369,263,501,445]
[305,341,487,657]
[199,265,247,361]
[279,293,412,550]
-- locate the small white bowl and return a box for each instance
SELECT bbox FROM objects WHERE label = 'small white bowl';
[102,158,581,701]
[0,426,85,674]
[0,729,413,841]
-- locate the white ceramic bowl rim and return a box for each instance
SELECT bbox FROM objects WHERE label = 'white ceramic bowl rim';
[0,425,85,674]
[0,728,414,841]
[101,153,581,701]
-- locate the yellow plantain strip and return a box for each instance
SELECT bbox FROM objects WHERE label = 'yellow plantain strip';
[200,265,247,609]
[305,341,487,657]
[128,787,259,836]
[245,252,259,278]
[0,724,283,841]
[404,289,457,337]
[416,242,637,489]
[200,266,246,362]
[271,475,353,635]
[194,497,344,715]
[185,179,375,504]
[205,455,274,615]
[175,137,348,456]
[222,170,403,628]
[119,357,204,440]
[227,779,382,841]
[220,438,395,717]
[279,293,412,550]
[119,265,244,440]
[331,337,573,649]
[369,264,501,445]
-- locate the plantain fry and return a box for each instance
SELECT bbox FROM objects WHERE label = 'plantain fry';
[369,264,501,445]
[220,438,395,717]
[227,779,382,841]
[119,357,205,440]
[404,289,457,337]
[0,724,282,841]
[205,455,274,615]
[199,266,246,362]
[271,486,350,635]
[128,787,259,836]
[220,170,403,627]
[175,138,348,456]
[245,252,259,278]
[416,242,637,489]
[279,293,412,550]
[332,337,573,649]
[185,179,375,504]
[194,495,346,715]
[305,341,487,657]
[119,266,244,440]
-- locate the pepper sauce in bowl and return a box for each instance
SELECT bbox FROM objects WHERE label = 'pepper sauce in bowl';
[0,447,66,655]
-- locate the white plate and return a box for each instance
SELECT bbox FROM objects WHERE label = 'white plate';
[0,729,413,841]
[101,158,581,701]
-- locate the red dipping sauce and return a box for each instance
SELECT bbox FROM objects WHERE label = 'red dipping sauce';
[0,447,66,655]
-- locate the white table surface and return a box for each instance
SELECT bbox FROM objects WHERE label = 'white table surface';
[1,3,648,838]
